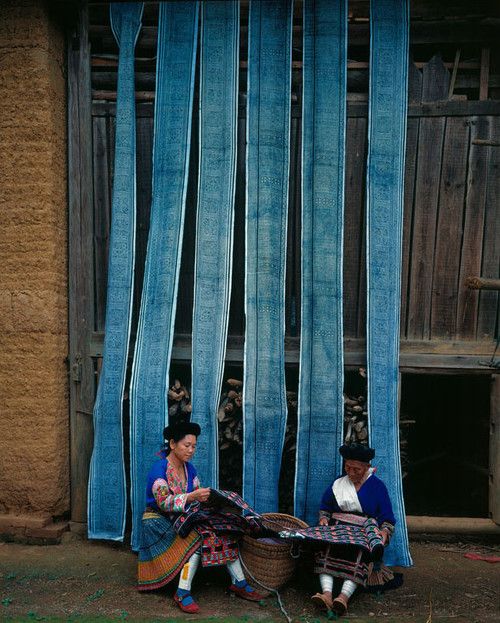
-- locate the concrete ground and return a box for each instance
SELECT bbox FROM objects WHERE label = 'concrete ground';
[0,537,498,623]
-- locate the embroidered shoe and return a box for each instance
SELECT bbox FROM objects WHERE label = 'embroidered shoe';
[229,580,264,602]
[331,594,348,616]
[174,590,200,614]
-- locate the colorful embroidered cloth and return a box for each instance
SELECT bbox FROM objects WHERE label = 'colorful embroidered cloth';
[279,512,384,561]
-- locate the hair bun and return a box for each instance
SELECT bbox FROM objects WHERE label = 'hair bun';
[163,421,201,443]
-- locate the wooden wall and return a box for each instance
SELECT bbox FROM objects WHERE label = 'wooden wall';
[90,61,500,348]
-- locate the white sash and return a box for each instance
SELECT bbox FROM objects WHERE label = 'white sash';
[332,469,374,513]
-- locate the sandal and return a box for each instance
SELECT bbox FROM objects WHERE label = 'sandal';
[229,582,264,602]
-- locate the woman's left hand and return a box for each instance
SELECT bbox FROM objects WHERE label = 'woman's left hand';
[380,528,389,545]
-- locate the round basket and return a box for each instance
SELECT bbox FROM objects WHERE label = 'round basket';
[240,512,308,591]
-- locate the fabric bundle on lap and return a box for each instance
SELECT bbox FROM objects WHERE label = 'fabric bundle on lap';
[88,2,143,541]
[191,1,239,488]
[366,0,412,567]
[243,0,293,513]
[129,2,199,551]
[295,0,347,527]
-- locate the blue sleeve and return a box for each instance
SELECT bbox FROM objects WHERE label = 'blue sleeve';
[375,478,396,526]
[145,460,167,507]
[320,484,341,513]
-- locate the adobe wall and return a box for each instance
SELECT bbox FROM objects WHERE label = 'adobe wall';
[0,1,69,525]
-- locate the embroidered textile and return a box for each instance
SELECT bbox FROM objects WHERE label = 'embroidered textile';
[87,2,143,542]
[243,0,293,513]
[295,0,347,528]
[191,0,239,489]
[129,1,199,551]
[366,0,412,567]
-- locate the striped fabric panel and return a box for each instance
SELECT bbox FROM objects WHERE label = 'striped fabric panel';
[366,0,412,567]
[295,0,347,527]
[129,2,199,551]
[243,0,293,512]
[87,2,143,541]
[191,1,239,488]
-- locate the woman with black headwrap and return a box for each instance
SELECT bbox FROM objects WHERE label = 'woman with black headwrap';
[137,421,262,613]
[311,443,396,616]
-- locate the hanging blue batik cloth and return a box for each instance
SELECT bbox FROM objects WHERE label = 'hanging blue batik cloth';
[191,1,239,488]
[295,0,347,527]
[129,2,198,551]
[243,0,293,512]
[87,2,143,541]
[366,0,412,567]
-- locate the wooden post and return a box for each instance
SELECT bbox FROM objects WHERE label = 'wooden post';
[68,0,95,527]
[490,374,500,525]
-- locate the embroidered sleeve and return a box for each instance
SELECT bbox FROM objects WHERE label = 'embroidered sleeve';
[379,521,395,544]
[152,478,187,513]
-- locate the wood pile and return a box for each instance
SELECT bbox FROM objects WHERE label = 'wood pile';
[167,371,410,494]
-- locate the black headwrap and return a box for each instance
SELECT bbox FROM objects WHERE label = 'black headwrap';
[339,443,375,463]
[163,421,201,444]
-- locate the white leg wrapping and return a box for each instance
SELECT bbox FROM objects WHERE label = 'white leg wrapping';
[226,557,246,583]
[340,579,357,599]
[178,551,201,591]
[319,573,334,593]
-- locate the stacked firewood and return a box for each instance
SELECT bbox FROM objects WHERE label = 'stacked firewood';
[343,392,369,444]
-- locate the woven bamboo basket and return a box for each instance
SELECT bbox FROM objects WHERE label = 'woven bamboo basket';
[240,512,308,591]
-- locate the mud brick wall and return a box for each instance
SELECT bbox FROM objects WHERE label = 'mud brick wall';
[0,1,69,518]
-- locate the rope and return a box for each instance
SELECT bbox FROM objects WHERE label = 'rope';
[237,553,293,623]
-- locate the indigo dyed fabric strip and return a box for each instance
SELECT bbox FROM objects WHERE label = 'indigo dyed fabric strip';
[129,2,198,551]
[87,2,143,541]
[191,2,239,488]
[243,0,293,512]
[366,0,412,567]
[295,0,347,527]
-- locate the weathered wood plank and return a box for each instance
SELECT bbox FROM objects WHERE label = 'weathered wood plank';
[430,117,470,337]
[228,117,246,335]
[92,99,500,120]
[477,116,500,339]
[132,116,153,332]
[407,57,450,339]
[490,374,500,524]
[285,117,300,336]
[343,117,367,337]
[401,117,419,338]
[456,116,490,338]
[68,3,96,525]
[92,116,111,332]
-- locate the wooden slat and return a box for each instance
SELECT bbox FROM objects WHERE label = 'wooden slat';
[430,117,470,337]
[479,47,490,101]
[67,3,96,525]
[490,374,500,524]
[477,116,500,339]
[92,99,500,120]
[343,117,367,337]
[92,116,111,332]
[401,116,419,337]
[228,117,246,336]
[285,117,300,336]
[133,116,153,331]
[456,116,490,338]
[407,57,450,339]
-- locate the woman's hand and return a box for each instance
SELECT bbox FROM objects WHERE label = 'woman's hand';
[187,487,211,503]
[319,516,329,527]
[380,528,389,545]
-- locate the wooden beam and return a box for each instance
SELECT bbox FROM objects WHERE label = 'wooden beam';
[490,375,500,525]
[407,515,500,535]
[466,277,500,291]
[67,2,96,526]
